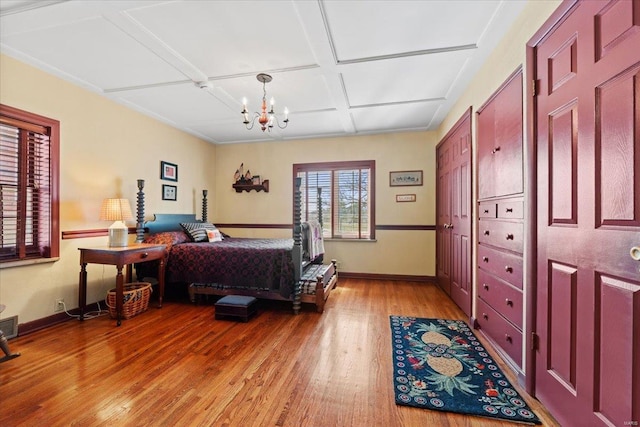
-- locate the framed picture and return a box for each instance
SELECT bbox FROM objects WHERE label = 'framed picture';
[162,184,177,201]
[252,175,261,185]
[396,194,416,202]
[390,170,423,187]
[160,161,178,182]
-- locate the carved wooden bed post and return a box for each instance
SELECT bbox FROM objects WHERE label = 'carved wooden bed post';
[292,177,303,314]
[135,179,145,243]
[317,187,323,227]
[202,189,208,222]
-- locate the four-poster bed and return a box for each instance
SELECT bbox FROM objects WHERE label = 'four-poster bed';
[134,178,337,313]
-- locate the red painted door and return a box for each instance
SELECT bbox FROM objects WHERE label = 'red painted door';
[533,1,640,426]
[436,137,452,296]
[436,110,472,316]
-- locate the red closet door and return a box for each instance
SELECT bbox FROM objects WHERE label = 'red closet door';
[436,139,452,296]
[449,112,472,316]
[436,109,472,316]
[534,1,640,426]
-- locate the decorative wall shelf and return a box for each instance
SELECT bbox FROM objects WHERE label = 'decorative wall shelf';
[233,179,269,193]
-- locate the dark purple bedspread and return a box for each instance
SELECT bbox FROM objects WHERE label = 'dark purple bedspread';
[166,238,295,298]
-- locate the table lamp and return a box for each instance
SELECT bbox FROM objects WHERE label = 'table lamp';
[100,198,133,247]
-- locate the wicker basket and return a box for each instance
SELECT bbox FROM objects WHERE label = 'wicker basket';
[106,282,152,319]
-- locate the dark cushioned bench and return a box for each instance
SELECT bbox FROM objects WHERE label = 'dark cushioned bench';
[214,295,257,322]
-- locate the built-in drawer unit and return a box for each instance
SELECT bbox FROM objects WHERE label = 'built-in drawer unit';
[477,245,523,289]
[478,220,523,253]
[476,298,523,367]
[478,201,497,218]
[497,199,523,219]
[477,269,523,329]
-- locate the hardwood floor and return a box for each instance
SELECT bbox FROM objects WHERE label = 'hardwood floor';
[0,279,559,426]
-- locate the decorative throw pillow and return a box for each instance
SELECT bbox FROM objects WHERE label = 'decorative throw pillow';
[206,229,223,242]
[142,231,191,249]
[180,222,220,242]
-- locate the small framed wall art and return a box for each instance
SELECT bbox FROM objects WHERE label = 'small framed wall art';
[390,170,423,187]
[396,194,416,202]
[162,184,177,201]
[160,161,178,182]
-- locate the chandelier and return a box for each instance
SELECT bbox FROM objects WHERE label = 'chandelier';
[241,73,289,132]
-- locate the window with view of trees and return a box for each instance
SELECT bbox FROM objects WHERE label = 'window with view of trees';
[0,104,59,263]
[294,160,375,240]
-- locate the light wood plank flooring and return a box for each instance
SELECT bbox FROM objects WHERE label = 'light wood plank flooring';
[0,279,559,426]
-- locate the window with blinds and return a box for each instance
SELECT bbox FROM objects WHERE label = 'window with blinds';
[0,104,59,263]
[294,160,375,240]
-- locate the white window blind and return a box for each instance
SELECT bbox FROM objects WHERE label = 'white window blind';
[294,160,375,240]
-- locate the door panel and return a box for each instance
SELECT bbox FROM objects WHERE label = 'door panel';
[534,1,640,426]
[450,113,472,316]
[436,109,472,316]
[436,143,451,295]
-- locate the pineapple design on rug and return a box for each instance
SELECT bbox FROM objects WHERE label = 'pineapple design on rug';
[390,316,541,424]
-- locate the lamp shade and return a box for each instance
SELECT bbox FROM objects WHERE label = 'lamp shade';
[99,198,133,222]
[100,198,133,247]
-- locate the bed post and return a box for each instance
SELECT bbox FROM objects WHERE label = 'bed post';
[135,179,145,243]
[292,177,303,314]
[202,189,208,222]
[317,187,322,227]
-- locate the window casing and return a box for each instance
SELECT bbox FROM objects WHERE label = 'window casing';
[0,104,59,263]
[294,160,375,240]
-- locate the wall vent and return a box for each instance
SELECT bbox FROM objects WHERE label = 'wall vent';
[0,315,18,339]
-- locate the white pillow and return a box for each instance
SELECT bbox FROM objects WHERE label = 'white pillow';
[206,228,223,242]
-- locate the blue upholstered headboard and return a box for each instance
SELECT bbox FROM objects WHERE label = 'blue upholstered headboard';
[145,214,199,234]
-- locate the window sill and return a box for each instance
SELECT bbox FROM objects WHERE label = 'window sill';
[0,257,60,269]
[324,238,377,243]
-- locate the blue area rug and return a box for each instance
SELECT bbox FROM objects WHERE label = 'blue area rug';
[390,316,541,424]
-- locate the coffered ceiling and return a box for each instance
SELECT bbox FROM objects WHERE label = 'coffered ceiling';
[0,0,526,144]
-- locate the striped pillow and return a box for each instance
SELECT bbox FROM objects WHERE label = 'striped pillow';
[180,222,219,242]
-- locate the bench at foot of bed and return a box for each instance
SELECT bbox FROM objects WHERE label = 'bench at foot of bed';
[189,259,338,314]
[298,260,338,313]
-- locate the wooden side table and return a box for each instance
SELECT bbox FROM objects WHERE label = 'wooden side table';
[78,244,167,326]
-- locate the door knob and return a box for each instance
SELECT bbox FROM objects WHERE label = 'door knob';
[631,246,640,261]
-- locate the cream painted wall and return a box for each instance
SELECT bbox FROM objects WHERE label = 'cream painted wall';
[0,54,215,324]
[214,132,437,276]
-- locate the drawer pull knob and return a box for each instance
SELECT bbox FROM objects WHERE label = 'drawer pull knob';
[491,146,501,154]
[483,209,489,214]
[483,284,489,290]
[506,233,514,240]
[484,230,490,236]
[506,208,513,213]
[505,298,513,306]
[483,313,488,320]
[505,334,512,343]
[141,252,149,259]
[505,266,513,273]
[483,256,489,263]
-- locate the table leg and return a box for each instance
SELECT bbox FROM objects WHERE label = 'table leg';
[79,262,87,321]
[125,264,133,283]
[115,265,124,326]
[157,257,166,308]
